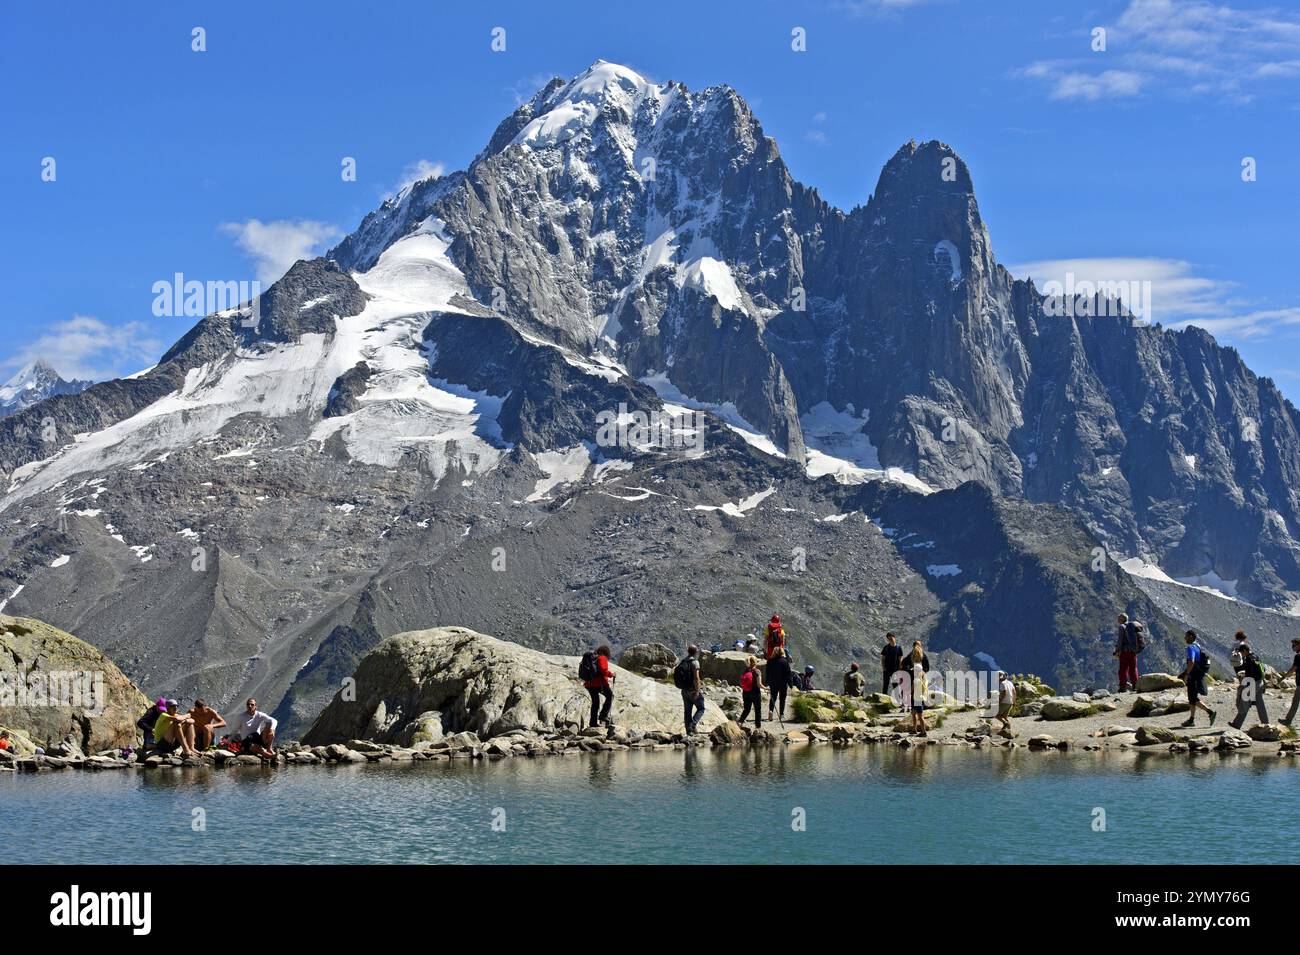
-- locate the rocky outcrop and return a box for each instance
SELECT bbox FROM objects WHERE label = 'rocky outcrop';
[0,614,148,752]
[303,626,727,745]
[1136,673,1184,692]
[617,643,677,679]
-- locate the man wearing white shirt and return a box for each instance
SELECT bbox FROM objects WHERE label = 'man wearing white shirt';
[995,672,1016,739]
[235,698,278,757]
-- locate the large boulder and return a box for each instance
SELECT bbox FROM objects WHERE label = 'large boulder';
[1136,673,1184,692]
[698,650,763,684]
[617,643,677,679]
[1040,698,1094,721]
[303,626,727,744]
[0,615,148,752]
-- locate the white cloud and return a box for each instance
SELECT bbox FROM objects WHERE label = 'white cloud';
[219,218,342,286]
[1021,63,1144,100]
[388,159,446,200]
[0,315,163,382]
[1019,0,1300,103]
[1008,256,1300,341]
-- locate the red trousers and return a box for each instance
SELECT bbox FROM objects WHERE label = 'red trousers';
[1118,651,1139,689]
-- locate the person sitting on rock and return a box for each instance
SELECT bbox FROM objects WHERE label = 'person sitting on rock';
[995,672,1016,738]
[235,698,278,758]
[136,698,166,754]
[153,699,201,759]
[188,699,227,750]
[582,645,616,730]
[843,662,865,697]
[801,665,815,692]
[0,730,12,752]
[743,635,760,655]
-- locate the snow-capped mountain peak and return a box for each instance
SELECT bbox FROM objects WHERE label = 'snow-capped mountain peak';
[0,360,91,418]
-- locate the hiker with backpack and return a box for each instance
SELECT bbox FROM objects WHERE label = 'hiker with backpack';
[738,656,766,728]
[764,615,786,661]
[1113,613,1145,692]
[1229,641,1270,730]
[1178,630,1217,727]
[675,645,705,735]
[767,650,792,722]
[1279,638,1300,726]
[580,645,616,730]
[881,632,903,694]
[843,662,866,698]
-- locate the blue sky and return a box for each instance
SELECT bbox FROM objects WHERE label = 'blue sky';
[2,0,1298,399]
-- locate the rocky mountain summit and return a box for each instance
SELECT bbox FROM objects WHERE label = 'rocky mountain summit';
[1,61,1296,734]
[0,360,91,419]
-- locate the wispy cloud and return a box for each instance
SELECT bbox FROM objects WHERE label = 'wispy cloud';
[382,159,448,202]
[1018,0,1300,103]
[1008,256,1300,341]
[1017,62,1143,101]
[219,219,342,286]
[805,111,830,146]
[1,315,163,382]
[507,72,562,107]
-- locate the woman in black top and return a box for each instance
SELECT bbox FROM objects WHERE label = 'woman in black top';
[1282,638,1300,726]
[767,652,792,722]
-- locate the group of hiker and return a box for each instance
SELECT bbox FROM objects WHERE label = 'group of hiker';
[579,615,952,737]
[580,608,1300,741]
[135,696,279,760]
[1117,613,1298,731]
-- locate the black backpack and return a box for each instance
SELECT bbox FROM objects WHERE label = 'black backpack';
[1192,644,1211,677]
[578,651,600,682]
[1127,621,1146,653]
[673,657,695,690]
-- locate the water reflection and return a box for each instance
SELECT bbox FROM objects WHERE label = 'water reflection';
[5,745,1296,865]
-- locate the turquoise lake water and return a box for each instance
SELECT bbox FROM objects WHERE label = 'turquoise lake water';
[4,746,1296,864]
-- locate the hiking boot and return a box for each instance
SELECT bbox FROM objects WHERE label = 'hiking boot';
[1180,719,1195,728]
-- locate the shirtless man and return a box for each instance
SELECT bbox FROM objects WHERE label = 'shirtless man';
[188,699,227,750]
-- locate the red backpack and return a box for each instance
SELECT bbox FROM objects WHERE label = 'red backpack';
[740,669,756,693]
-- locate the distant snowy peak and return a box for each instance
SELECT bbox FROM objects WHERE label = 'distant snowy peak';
[0,360,91,418]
